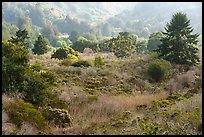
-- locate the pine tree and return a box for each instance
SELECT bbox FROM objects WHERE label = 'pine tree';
[32,35,49,55]
[156,12,200,66]
[9,29,30,49]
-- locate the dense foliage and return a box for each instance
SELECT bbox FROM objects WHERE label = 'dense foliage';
[2,40,29,93]
[148,59,172,82]
[147,32,163,51]
[156,12,200,66]
[99,32,137,57]
[7,100,47,129]
[51,46,79,60]
[72,36,98,52]
[8,29,30,49]
[32,35,49,55]
[71,60,91,67]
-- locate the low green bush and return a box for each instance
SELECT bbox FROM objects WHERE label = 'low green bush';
[94,56,104,67]
[7,100,47,129]
[51,46,79,60]
[71,60,91,67]
[147,59,172,82]
[43,106,72,127]
[21,64,57,105]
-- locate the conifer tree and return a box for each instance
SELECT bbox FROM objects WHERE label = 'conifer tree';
[9,29,30,49]
[156,12,200,66]
[32,35,49,55]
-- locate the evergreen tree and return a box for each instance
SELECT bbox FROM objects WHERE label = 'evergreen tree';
[156,12,200,66]
[32,35,49,55]
[9,29,30,49]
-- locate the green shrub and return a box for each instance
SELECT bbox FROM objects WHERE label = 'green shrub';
[2,40,29,93]
[137,117,160,135]
[71,60,91,67]
[147,59,172,82]
[60,58,74,66]
[7,100,47,129]
[21,64,57,105]
[30,63,44,72]
[166,93,183,102]
[94,56,104,67]
[152,100,172,108]
[43,106,72,127]
[23,70,52,105]
[48,93,69,109]
[51,46,79,60]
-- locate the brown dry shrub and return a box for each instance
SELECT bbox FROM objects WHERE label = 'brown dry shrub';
[17,122,38,135]
[2,111,17,135]
[167,69,199,93]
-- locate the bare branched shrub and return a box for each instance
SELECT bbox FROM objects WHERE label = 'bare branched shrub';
[59,86,85,105]
[167,68,200,93]
[170,94,202,112]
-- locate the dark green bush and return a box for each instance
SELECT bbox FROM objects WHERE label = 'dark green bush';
[71,60,91,67]
[51,46,79,60]
[147,59,172,82]
[23,71,50,105]
[94,56,104,67]
[2,40,29,93]
[7,100,47,129]
[42,106,72,127]
[23,66,56,105]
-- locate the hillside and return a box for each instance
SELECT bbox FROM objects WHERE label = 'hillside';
[2,2,202,135]
[2,52,202,135]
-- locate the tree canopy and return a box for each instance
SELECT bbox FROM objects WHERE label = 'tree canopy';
[2,40,29,93]
[99,32,137,58]
[147,32,163,51]
[156,12,200,66]
[8,29,30,49]
[32,35,49,55]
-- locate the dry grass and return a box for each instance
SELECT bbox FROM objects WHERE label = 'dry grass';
[52,86,169,135]
[68,91,168,126]
[2,111,17,135]
[17,122,38,135]
[79,52,117,61]
[45,126,84,135]
[29,52,60,68]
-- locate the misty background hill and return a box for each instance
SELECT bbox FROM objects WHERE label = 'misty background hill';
[2,2,202,45]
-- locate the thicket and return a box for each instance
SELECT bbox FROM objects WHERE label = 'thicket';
[51,46,79,60]
[6,100,47,129]
[71,60,91,67]
[148,59,172,82]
